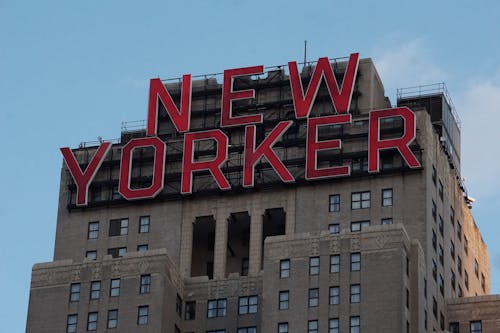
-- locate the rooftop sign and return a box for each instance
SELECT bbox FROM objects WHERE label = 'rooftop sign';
[61,53,421,206]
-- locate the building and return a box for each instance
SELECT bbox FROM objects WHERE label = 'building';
[26,54,499,333]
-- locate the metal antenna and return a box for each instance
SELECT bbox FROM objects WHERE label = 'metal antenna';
[303,40,307,65]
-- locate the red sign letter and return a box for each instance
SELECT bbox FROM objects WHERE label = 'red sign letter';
[147,75,192,135]
[119,137,166,200]
[243,121,295,187]
[306,114,352,179]
[61,142,112,206]
[288,53,359,118]
[181,130,231,194]
[368,107,421,173]
[221,66,264,127]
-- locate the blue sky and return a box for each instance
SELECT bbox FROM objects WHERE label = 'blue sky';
[1,1,500,331]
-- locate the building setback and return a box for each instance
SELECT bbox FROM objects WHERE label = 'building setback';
[26,56,499,333]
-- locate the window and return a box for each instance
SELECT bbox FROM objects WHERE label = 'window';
[457,222,462,241]
[308,320,318,333]
[280,259,290,278]
[66,314,77,333]
[474,259,479,278]
[329,286,339,305]
[352,191,370,209]
[109,218,129,236]
[90,281,100,300]
[350,316,360,333]
[329,318,339,333]
[185,301,196,320]
[278,323,288,333]
[137,305,149,325]
[351,220,370,232]
[87,312,98,331]
[432,259,437,280]
[88,222,99,239]
[470,321,482,333]
[458,256,462,275]
[279,291,289,310]
[424,278,427,298]
[239,295,258,314]
[69,283,80,302]
[449,322,459,333]
[424,310,428,330]
[439,215,444,235]
[350,284,360,303]
[137,244,149,252]
[450,206,455,225]
[432,297,437,317]
[382,188,393,206]
[107,309,118,329]
[438,244,444,265]
[329,223,340,234]
[139,216,150,233]
[86,250,97,260]
[432,165,437,184]
[439,274,444,295]
[176,294,183,317]
[440,312,445,330]
[432,229,437,250]
[110,278,120,297]
[465,270,469,290]
[241,258,249,276]
[464,235,469,255]
[207,299,227,318]
[450,240,455,260]
[432,199,437,220]
[381,218,393,225]
[309,257,320,275]
[451,270,456,290]
[351,252,361,271]
[330,255,340,273]
[238,327,257,333]
[406,288,409,308]
[140,274,151,294]
[208,330,226,333]
[107,247,126,258]
[329,194,340,212]
[438,179,444,199]
[308,288,319,307]
[481,273,485,292]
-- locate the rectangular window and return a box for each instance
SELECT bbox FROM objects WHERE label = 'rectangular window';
[439,274,444,295]
[69,283,80,302]
[351,191,370,209]
[432,229,437,250]
[438,179,444,199]
[241,258,249,276]
[308,288,319,307]
[440,312,445,330]
[110,278,120,297]
[207,299,227,318]
[406,288,410,308]
[458,256,462,275]
[208,330,226,333]
[350,284,360,303]
[351,220,370,232]
[66,314,77,333]
[475,259,479,278]
[432,165,436,184]
[450,206,455,225]
[330,255,340,273]
[107,247,126,258]
[109,218,129,236]
[90,281,100,300]
[329,223,340,234]
[176,294,183,317]
[439,215,444,235]
[470,321,482,333]
[88,222,99,240]
[351,252,361,271]
[239,295,258,314]
[238,327,257,333]
[350,316,360,333]
[329,194,340,212]
[86,250,97,260]
[439,244,444,265]
[185,301,196,320]
[432,199,437,220]
[381,218,393,225]
[432,297,437,317]
[481,273,485,292]
[107,309,118,329]
[137,244,148,252]
[329,318,339,333]
[451,270,456,290]
[308,320,318,333]
[329,286,339,305]
[278,323,288,333]
[382,188,393,206]
[140,274,151,294]
[458,285,463,297]
[432,259,437,281]
[450,240,455,260]
[137,305,149,325]
[464,236,469,255]
[449,322,459,333]
[87,312,98,331]
[139,216,150,233]
[465,270,469,290]
[424,310,428,329]
[279,291,289,310]
[280,259,290,278]
[309,257,320,275]
[457,222,462,241]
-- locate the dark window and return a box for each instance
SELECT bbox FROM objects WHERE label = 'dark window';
[424,278,427,298]
[280,259,290,278]
[381,218,393,225]
[464,236,469,255]
[87,312,98,331]
[279,291,289,310]
[329,318,339,333]
[439,274,444,295]
[350,316,360,333]
[352,191,370,209]
[140,274,151,294]
[439,215,444,235]
[438,180,444,199]
[330,255,340,273]
[241,258,249,276]
[351,252,361,271]
[439,244,444,265]
[137,305,149,325]
[432,259,437,281]
[137,244,148,252]
[107,309,118,329]
[457,222,462,241]
[208,330,226,333]
[440,312,445,330]
[86,250,97,260]
[465,270,469,290]
[139,216,150,233]
[185,301,196,320]
[351,220,370,232]
[458,285,463,297]
[458,256,463,275]
[451,270,456,290]
[107,247,126,258]
[66,314,77,333]
[278,323,288,333]
[207,299,227,318]
[238,327,256,333]
[470,321,482,333]
[450,240,455,260]
[449,322,459,333]
[432,297,437,317]
[475,259,479,278]
[481,273,485,292]
[90,281,100,300]
[329,194,340,212]
[382,188,393,206]
[432,165,437,184]
[308,288,319,307]
[110,279,120,297]
[69,283,80,302]
[239,295,258,314]
[350,284,360,303]
[432,229,437,250]
[329,223,340,234]
[329,286,339,305]
[88,222,99,239]
[450,206,455,226]
[406,288,409,308]
[309,257,320,275]
[424,310,428,330]
[109,218,128,236]
[308,320,318,333]
[176,294,183,317]
[432,199,437,220]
